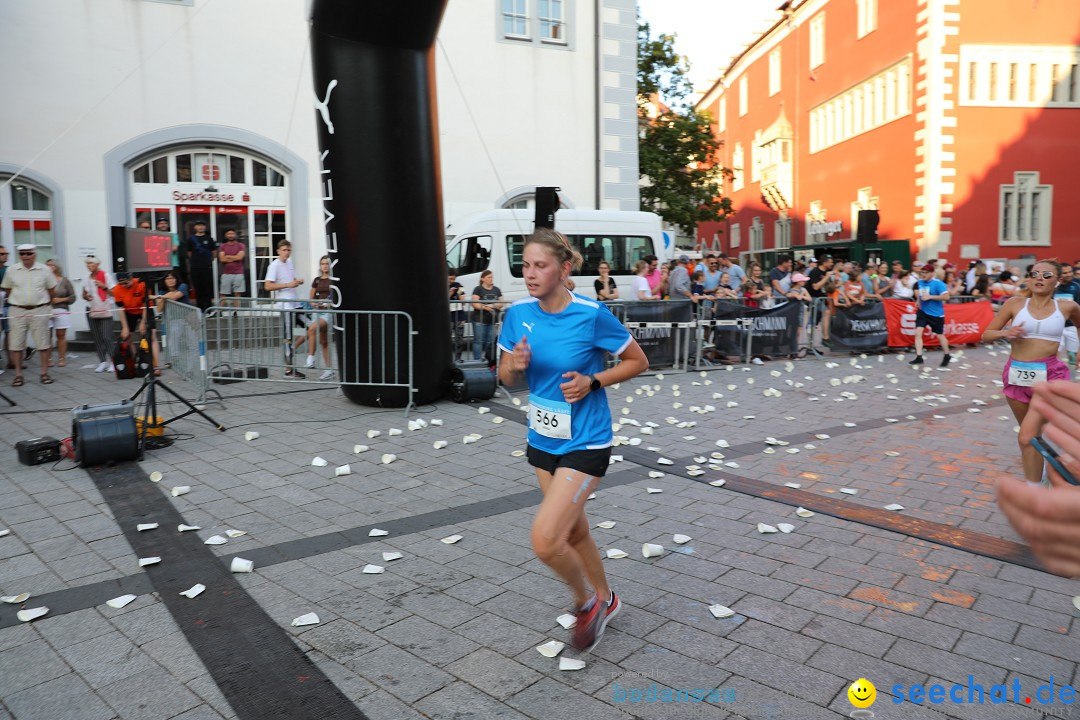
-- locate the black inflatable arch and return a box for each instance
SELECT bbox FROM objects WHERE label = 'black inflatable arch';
[310,1,452,407]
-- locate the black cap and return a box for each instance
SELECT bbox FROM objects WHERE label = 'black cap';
[116,271,132,280]
[194,220,206,226]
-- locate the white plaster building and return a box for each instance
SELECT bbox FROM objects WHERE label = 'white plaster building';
[0,0,638,317]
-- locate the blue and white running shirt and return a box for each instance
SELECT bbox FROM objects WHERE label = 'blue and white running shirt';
[498,292,633,454]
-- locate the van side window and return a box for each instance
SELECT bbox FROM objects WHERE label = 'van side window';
[508,235,526,277]
[573,235,653,274]
[507,234,654,277]
[449,235,492,275]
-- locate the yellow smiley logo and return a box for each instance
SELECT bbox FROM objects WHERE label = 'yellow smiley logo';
[848,678,876,708]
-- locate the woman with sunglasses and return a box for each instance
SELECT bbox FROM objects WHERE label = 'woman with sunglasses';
[983,260,1080,483]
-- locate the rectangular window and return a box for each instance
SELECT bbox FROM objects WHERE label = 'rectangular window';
[857,0,877,38]
[774,217,792,249]
[732,143,744,191]
[739,75,748,116]
[809,57,912,153]
[730,223,741,249]
[176,154,193,183]
[1000,171,1052,245]
[229,156,245,185]
[897,62,910,114]
[151,156,168,184]
[750,219,764,252]
[962,46,1080,107]
[503,0,528,38]
[769,49,781,96]
[507,235,653,277]
[538,0,564,42]
[810,14,825,69]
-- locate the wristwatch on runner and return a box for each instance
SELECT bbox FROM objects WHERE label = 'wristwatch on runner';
[588,375,602,392]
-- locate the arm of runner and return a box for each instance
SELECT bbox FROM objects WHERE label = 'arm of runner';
[559,339,648,404]
[1066,300,1080,329]
[498,336,530,386]
[982,298,1024,341]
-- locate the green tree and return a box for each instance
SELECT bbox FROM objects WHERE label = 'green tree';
[637,20,731,235]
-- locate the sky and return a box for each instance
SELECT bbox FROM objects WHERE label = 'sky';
[636,0,781,100]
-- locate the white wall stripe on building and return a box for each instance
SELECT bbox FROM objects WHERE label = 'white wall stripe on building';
[913,0,960,261]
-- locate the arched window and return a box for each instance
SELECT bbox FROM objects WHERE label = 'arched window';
[0,177,54,262]
[130,149,285,188]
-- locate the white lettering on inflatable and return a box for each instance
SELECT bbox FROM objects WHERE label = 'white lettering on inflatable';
[318,79,340,308]
[315,80,338,135]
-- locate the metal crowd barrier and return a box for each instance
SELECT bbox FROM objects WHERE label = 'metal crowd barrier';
[449,299,505,366]
[152,302,419,413]
[161,300,209,402]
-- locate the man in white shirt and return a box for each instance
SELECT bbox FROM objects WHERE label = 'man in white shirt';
[263,240,306,378]
[0,244,57,385]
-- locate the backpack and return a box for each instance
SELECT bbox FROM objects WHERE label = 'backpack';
[113,342,137,380]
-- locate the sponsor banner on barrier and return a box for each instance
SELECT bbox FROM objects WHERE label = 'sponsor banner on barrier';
[710,300,801,357]
[830,302,889,351]
[884,298,994,347]
[623,300,693,368]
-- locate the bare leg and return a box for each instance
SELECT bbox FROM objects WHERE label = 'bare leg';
[566,509,611,603]
[56,329,67,365]
[39,348,52,377]
[531,468,603,607]
[938,331,950,355]
[1008,397,1045,483]
[914,328,925,357]
[10,350,22,381]
[319,319,330,366]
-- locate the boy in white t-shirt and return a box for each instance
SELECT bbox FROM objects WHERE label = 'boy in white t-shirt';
[263,240,306,377]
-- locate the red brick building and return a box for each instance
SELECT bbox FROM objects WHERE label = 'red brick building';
[695,0,1080,267]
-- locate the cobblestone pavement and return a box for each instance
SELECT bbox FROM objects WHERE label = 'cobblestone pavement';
[0,345,1077,720]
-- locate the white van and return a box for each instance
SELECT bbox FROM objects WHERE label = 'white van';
[445,209,674,301]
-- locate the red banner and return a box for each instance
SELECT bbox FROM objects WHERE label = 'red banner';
[884,299,994,347]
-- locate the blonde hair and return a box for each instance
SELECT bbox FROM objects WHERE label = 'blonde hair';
[526,228,582,272]
[635,260,650,274]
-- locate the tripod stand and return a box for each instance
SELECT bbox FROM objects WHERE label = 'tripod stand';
[127,274,224,457]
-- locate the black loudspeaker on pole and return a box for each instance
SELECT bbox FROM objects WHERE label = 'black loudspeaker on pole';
[534,186,560,230]
[310,0,452,407]
[856,209,880,243]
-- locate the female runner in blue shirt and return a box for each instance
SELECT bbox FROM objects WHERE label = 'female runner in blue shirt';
[498,228,649,652]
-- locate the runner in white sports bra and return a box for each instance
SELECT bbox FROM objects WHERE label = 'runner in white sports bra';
[983,260,1080,483]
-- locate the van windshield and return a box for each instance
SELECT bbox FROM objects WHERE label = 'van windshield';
[447,235,493,275]
[508,234,653,277]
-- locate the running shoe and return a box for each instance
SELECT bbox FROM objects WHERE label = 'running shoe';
[306,354,316,368]
[940,354,951,367]
[284,368,306,378]
[319,369,334,380]
[95,361,110,373]
[751,357,764,365]
[572,591,621,652]
[909,355,924,365]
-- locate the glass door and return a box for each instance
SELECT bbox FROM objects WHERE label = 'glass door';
[252,209,287,298]
[214,206,249,296]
